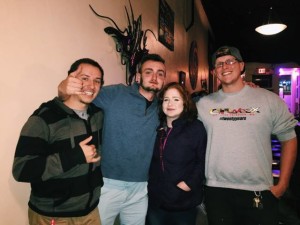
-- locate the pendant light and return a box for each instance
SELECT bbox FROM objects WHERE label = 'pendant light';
[255,7,287,35]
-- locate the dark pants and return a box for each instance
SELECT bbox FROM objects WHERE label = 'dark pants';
[205,186,279,225]
[146,205,197,225]
[279,189,300,225]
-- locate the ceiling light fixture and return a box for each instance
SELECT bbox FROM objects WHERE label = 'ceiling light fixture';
[255,7,287,35]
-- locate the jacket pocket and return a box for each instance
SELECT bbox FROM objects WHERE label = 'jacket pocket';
[161,182,196,211]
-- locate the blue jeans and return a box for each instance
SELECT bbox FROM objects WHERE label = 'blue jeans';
[146,205,198,225]
[99,178,148,225]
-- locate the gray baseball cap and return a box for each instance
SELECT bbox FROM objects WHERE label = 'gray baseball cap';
[212,46,243,67]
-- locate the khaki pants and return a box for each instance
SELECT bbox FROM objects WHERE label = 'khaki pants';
[28,207,101,225]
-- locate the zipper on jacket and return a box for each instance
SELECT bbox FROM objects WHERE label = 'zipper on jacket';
[159,128,172,172]
[84,118,96,209]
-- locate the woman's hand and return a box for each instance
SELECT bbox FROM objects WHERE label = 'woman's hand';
[177,181,191,191]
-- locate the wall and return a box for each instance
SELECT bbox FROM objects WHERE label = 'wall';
[245,62,299,94]
[0,0,210,224]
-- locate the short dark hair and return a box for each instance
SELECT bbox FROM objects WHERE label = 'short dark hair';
[158,82,197,122]
[68,58,104,86]
[138,54,165,73]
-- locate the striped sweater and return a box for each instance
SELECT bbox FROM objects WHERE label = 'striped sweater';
[13,97,103,217]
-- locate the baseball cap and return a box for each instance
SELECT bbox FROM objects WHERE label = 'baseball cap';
[212,46,243,67]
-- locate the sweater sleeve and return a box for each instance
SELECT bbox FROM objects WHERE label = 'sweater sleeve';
[12,116,85,183]
[271,94,297,141]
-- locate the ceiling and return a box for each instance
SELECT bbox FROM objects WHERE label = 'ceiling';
[201,0,300,65]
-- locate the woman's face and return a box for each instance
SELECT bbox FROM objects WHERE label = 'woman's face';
[162,88,184,121]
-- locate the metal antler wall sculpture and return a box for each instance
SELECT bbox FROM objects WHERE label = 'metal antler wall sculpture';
[89,0,156,85]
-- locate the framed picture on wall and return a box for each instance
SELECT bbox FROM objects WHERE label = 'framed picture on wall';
[179,71,186,86]
[189,40,198,90]
[201,79,207,91]
[158,0,174,51]
[184,0,194,31]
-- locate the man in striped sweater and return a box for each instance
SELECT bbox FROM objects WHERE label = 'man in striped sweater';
[13,58,104,225]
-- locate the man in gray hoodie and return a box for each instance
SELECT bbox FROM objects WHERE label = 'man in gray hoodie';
[14,58,104,225]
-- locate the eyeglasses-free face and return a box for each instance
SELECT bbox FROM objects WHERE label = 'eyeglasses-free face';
[215,58,238,69]
[162,88,184,122]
